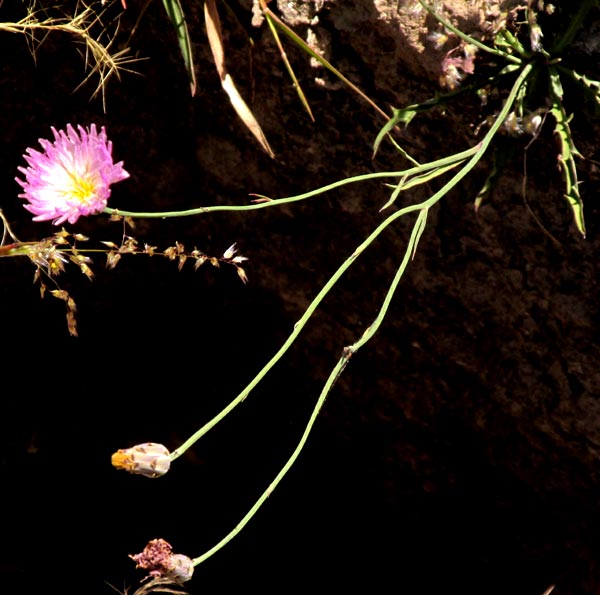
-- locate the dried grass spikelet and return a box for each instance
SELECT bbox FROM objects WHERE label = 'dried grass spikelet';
[131,577,190,595]
[49,287,79,336]
[0,3,142,109]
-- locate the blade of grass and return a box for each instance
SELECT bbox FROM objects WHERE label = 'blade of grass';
[258,0,391,124]
[162,0,196,95]
[262,9,314,121]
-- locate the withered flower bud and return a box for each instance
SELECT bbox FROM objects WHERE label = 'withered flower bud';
[111,442,171,478]
[166,554,194,583]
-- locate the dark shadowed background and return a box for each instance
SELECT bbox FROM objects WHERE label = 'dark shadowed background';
[1,2,600,594]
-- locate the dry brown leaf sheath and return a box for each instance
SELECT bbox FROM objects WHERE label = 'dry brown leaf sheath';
[204,0,275,158]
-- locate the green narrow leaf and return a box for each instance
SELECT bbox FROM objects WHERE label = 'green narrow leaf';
[258,0,390,123]
[495,29,524,53]
[411,208,429,260]
[162,0,197,96]
[380,175,408,211]
[418,0,522,64]
[380,161,463,211]
[263,11,314,122]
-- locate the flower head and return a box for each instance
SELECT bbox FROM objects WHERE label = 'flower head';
[16,124,129,225]
[130,538,194,583]
[111,442,171,478]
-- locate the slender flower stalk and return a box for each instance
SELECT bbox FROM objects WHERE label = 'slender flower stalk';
[112,62,533,578]
[16,124,129,225]
[101,147,478,220]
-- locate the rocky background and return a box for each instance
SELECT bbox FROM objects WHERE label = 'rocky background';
[1,1,599,594]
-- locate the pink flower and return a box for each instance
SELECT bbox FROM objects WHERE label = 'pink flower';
[16,124,129,225]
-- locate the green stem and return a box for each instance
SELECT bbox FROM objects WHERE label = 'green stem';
[0,243,33,257]
[102,147,477,220]
[190,352,346,566]
[192,209,429,567]
[350,209,428,353]
[171,62,532,462]
[169,200,423,459]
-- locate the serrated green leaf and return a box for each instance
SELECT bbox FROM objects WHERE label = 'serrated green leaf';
[559,66,600,108]
[550,84,585,237]
[549,66,564,100]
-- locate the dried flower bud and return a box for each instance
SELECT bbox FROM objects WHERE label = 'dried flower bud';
[166,554,194,583]
[111,442,171,478]
[130,538,194,584]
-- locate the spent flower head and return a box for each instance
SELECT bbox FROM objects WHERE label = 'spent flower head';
[16,124,129,225]
[130,538,194,583]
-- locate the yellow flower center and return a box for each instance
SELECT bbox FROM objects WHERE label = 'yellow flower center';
[111,451,135,471]
[67,174,97,204]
